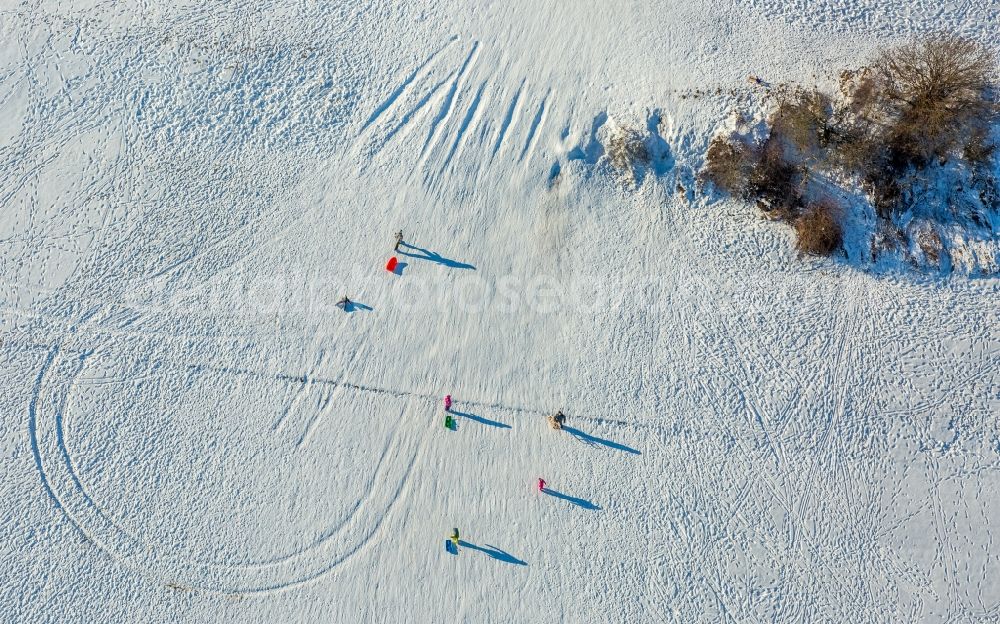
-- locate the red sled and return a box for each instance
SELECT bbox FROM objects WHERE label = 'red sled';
[386,256,399,273]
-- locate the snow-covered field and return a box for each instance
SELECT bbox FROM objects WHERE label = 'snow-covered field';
[2,1,999,621]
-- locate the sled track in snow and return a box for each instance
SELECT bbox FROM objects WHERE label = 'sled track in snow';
[28,342,424,595]
[355,36,778,179]
[361,37,458,133]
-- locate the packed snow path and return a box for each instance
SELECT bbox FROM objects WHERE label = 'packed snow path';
[2,1,999,622]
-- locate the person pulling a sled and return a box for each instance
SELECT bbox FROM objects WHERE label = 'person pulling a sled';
[394,230,404,251]
[547,410,566,430]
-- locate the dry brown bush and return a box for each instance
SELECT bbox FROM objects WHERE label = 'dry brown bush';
[862,172,903,219]
[874,33,995,167]
[794,203,843,256]
[830,68,887,174]
[745,140,803,219]
[915,224,944,265]
[870,220,907,261]
[839,68,881,118]
[770,90,833,153]
[963,127,996,164]
[703,135,754,195]
[830,127,880,174]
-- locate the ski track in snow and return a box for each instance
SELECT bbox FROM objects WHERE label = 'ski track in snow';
[3,0,1000,621]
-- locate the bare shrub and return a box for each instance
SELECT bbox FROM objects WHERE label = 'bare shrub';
[745,140,803,220]
[702,135,755,195]
[794,202,843,256]
[770,89,833,153]
[871,220,907,261]
[873,33,995,167]
[862,172,903,219]
[839,68,881,118]
[915,224,944,264]
[830,70,887,174]
[963,127,996,164]
[831,127,881,174]
[606,125,649,172]
[973,170,1000,212]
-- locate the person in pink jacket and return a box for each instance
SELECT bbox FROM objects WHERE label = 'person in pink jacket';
[537,478,546,492]
[444,395,452,412]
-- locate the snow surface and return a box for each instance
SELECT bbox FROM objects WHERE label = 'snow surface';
[2,1,999,622]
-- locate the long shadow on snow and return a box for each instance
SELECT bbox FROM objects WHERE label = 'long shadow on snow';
[343,301,374,312]
[450,409,511,429]
[399,243,476,270]
[542,488,600,510]
[457,541,527,566]
[563,426,640,455]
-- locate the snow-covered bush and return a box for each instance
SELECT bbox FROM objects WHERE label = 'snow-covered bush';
[606,124,650,173]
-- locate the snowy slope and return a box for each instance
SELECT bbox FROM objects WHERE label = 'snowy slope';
[2,1,999,622]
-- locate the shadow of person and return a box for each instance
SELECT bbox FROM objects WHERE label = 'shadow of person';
[450,409,511,429]
[543,488,601,510]
[457,541,527,566]
[343,301,374,312]
[563,426,640,454]
[398,243,476,270]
